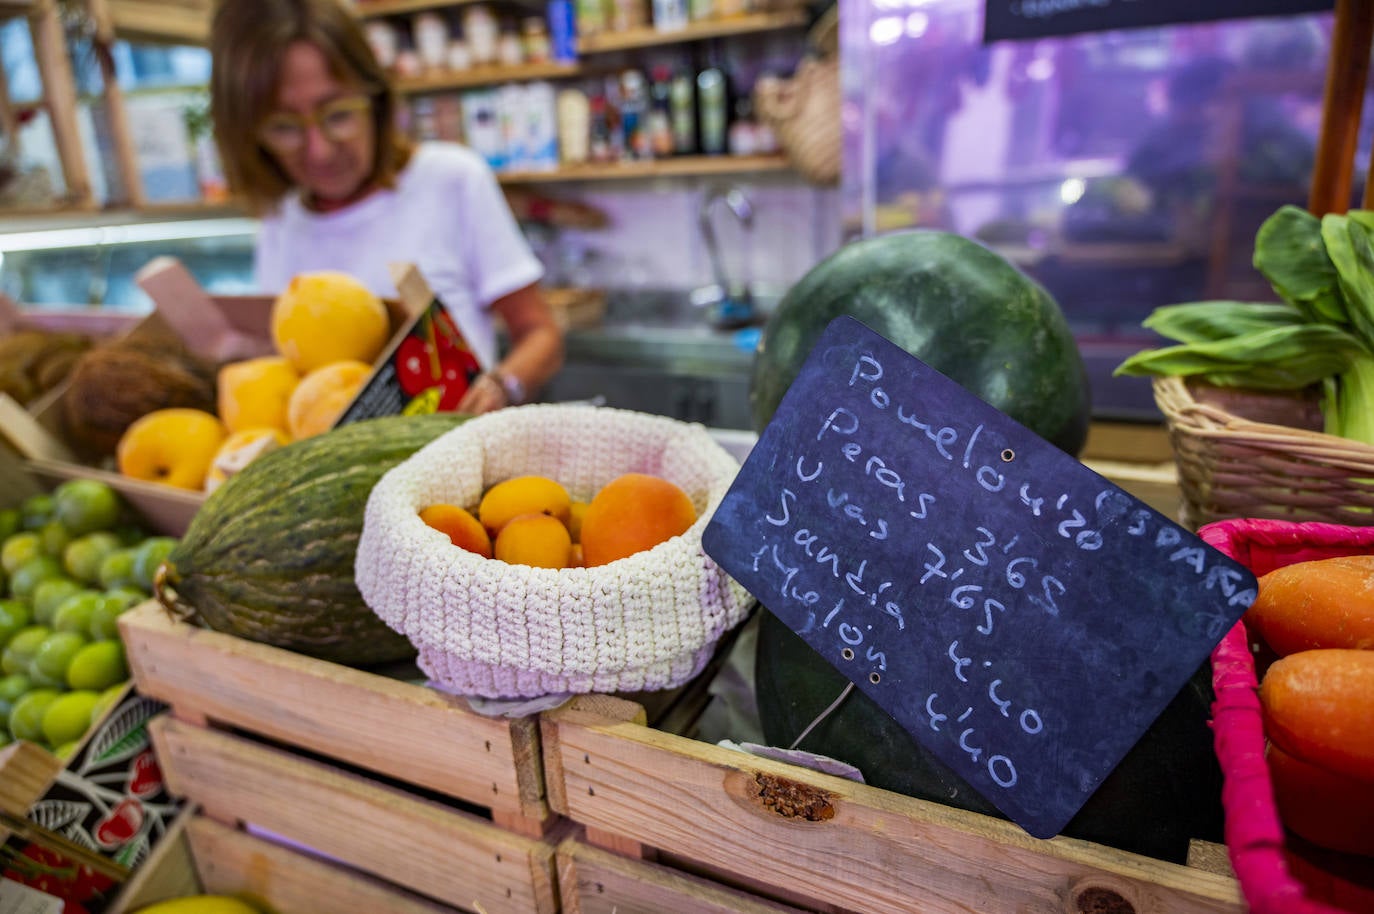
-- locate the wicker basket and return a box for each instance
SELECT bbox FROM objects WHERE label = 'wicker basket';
[1154,375,1374,530]
[1201,518,1374,914]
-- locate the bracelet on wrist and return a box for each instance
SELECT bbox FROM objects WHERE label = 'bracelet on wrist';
[486,368,526,406]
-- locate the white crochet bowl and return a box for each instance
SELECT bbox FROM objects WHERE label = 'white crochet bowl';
[355,404,754,698]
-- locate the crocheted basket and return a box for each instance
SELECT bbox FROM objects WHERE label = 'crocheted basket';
[356,404,754,698]
[1200,517,1374,914]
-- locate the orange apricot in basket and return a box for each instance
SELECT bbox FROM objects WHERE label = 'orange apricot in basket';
[1247,555,1374,656]
[494,513,572,569]
[478,476,571,538]
[1267,740,1374,858]
[580,473,696,567]
[419,504,492,558]
[1260,648,1374,782]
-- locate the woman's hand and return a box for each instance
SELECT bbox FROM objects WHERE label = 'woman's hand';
[456,371,510,414]
[458,283,564,414]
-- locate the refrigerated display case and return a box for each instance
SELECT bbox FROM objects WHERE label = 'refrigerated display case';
[839,0,1369,418]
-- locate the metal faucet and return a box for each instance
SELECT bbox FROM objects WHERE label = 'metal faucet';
[694,185,756,328]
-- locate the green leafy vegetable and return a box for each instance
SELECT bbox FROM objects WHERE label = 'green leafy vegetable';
[1117,204,1374,444]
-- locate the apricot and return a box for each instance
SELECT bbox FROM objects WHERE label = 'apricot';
[286,360,372,439]
[567,500,588,543]
[217,356,299,435]
[116,408,227,490]
[478,476,571,538]
[493,513,572,569]
[419,504,493,558]
[271,272,390,374]
[580,473,696,567]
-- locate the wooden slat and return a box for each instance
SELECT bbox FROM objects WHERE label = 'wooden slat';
[148,716,560,914]
[577,12,806,53]
[557,836,811,914]
[0,741,62,818]
[539,704,1246,914]
[28,0,91,203]
[187,817,464,914]
[119,603,550,830]
[87,0,147,207]
[499,155,792,185]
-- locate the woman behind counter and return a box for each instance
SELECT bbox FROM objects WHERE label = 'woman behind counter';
[209,0,564,414]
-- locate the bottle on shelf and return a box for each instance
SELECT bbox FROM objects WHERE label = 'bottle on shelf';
[696,62,730,156]
[546,0,578,62]
[620,69,650,159]
[576,0,609,36]
[652,0,689,32]
[648,66,675,157]
[669,68,697,154]
[728,95,758,156]
[557,87,592,164]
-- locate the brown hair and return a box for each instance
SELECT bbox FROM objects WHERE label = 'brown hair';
[209,0,411,214]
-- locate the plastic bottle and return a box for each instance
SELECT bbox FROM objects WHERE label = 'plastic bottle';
[697,64,729,156]
[669,69,696,154]
[620,69,650,159]
[648,67,675,157]
[652,0,688,32]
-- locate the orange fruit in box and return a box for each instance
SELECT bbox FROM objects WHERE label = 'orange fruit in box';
[419,504,492,558]
[271,271,390,374]
[217,356,300,435]
[286,360,371,440]
[478,476,571,538]
[580,473,696,567]
[116,408,226,490]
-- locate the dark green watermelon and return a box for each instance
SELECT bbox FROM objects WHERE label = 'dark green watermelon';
[750,231,1222,861]
[750,229,1091,455]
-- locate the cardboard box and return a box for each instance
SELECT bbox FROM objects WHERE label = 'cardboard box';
[11,258,479,536]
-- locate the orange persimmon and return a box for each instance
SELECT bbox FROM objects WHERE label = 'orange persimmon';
[1260,649,1374,782]
[1267,740,1374,858]
[1246,555,1374,656]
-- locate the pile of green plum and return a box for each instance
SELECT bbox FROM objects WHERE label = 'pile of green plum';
[0,479,175,758]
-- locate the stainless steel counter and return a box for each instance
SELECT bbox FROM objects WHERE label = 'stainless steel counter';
[541,290,766,430]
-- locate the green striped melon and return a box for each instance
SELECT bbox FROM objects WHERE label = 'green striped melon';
[157,413,467,666]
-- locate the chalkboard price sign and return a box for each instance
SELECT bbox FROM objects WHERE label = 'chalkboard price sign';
[703,316,1257,838]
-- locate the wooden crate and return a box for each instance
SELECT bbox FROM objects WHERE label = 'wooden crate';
[556,831,813,914]
[117,601,552,838]
[111,812,467,913]
[147,715,562,914]
[540,696,1246,914]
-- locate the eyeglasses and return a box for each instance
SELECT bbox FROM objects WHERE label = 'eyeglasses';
[257,94,374,154]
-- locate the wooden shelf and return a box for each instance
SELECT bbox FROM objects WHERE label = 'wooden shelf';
[105,0,212,45]
[396,60,582,93]
[0,0,34,22]
[577,11,806,53]
[496,154,792,183]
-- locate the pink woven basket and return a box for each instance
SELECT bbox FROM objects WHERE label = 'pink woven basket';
[1200,517,1374,914]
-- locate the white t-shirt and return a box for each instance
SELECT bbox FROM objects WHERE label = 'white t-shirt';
[254,142,543,369]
